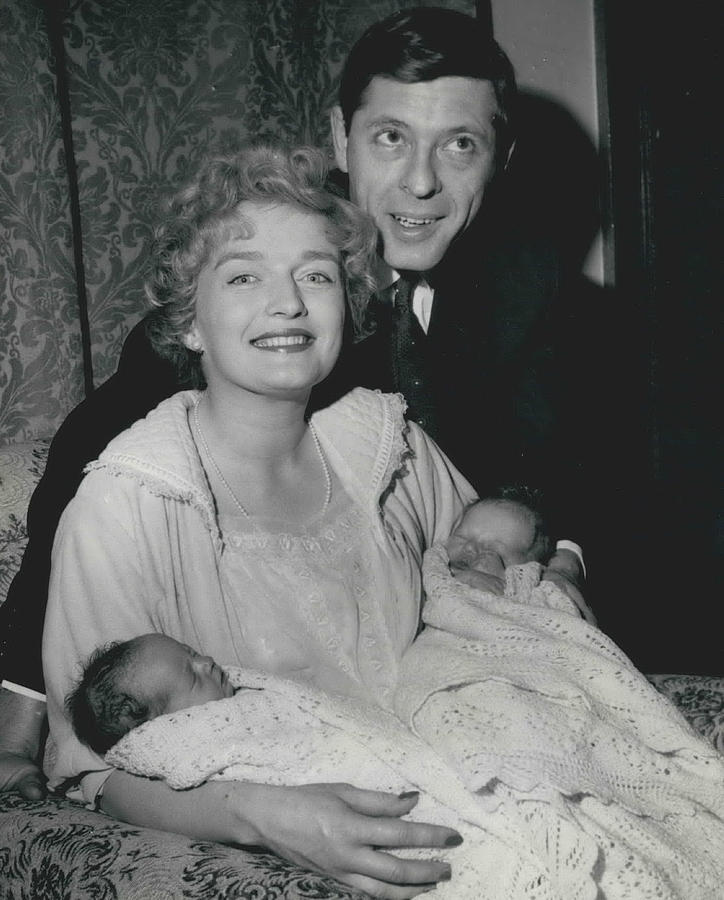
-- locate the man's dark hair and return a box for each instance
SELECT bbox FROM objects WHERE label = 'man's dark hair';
[338,6,517,149]
[65,638,154,755]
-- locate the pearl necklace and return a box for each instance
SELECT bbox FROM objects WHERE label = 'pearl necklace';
[193,395,332,520]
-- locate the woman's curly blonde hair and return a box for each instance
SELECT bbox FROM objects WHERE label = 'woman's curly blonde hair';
[145,142,379,387]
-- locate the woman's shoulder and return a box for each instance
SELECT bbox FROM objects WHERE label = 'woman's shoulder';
[313,386,407,456]
[82,390,212,510]
[309,389,410,509]
[97,390,197,459]
[314,388,406,439]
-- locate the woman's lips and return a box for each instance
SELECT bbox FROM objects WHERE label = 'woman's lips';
[251,331,313,350]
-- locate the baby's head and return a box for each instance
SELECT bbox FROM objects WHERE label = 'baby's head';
[446,487,552,575]
[66,633,235,754]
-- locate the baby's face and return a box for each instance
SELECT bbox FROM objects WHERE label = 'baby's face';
[446,500,537,572]
[132,634,235,715]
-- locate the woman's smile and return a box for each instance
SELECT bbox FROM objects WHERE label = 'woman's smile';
[251,328,315,351]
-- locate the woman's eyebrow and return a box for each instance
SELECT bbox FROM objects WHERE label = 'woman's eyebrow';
[301,250,339,263]
[214,250,263,269]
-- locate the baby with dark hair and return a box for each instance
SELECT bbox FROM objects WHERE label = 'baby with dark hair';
[66,633,236,755]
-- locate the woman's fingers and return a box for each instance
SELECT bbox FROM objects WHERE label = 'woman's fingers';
[349,845,452,887]
[332,784,462,849]
[345,872,439,899]
[309,784,459,888]
[336,784,424,816]
[0,752,48,799]
[238,782,460,891]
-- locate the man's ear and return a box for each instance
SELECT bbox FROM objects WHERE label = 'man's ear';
[502,138,516,172]
[330,105,349,173]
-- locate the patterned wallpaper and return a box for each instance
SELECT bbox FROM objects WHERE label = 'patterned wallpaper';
[0,0,84,443]
[0,0,475,444]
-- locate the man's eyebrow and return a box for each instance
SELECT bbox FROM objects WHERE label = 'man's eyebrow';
[440,124,495,141]
[365,116,494,141]
[365,116,408,130]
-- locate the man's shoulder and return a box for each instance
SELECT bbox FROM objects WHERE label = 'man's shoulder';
[432,223,563,317]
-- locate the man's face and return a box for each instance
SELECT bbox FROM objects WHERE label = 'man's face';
[332,75,501,273]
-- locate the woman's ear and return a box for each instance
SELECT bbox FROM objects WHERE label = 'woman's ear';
[330,105,349,174]
[183,325,203,354]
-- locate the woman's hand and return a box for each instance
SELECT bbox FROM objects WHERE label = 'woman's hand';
[102,771,459,897]
[0,751,47,799]
[0,688,48,799]
[234,781,460,898]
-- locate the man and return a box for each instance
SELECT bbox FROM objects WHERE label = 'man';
[1,6,596,890]
[328,8,590,587]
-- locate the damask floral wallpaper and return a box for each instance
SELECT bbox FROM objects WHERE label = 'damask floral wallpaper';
[0,0,475,444]
[0,1,83,443]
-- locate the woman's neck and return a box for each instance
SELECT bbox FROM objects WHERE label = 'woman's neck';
[192,387,331,522]
[199,387,311,461]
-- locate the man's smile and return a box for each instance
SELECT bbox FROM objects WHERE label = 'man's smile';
[392,214,440,227]
[388,213,444,240]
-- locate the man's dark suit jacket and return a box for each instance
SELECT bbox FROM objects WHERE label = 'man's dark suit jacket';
[0,207,607,695]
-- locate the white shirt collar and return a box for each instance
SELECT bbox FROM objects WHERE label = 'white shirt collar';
[379,264,435,334]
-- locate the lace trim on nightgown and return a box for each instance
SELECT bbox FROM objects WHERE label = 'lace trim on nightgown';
[218,487,398,702]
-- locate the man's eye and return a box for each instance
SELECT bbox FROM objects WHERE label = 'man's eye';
[376,129,404,147]
[445,136,476,153]
[229,274,258,285]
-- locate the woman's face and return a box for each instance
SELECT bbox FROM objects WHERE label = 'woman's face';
[186,201,346,400]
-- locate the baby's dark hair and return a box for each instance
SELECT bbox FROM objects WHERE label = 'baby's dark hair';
[66,638,156,755]
[483,483,553,562]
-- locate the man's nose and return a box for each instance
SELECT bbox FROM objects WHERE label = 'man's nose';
[400,147,441,198]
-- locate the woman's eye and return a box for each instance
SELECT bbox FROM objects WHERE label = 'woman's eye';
[229,273,258,285]
[301,271,333,284]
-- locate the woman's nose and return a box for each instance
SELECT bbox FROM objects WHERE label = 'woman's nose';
[401,148,441,198]
[268,278,307,317]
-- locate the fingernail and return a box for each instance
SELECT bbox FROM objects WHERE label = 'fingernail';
[445,833,463,847]
[439,867,452,881]
[398,790,419,800]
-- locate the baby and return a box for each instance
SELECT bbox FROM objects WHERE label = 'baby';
[66,633,236,754]
[66,490,557,757]
[445,486,552,588]
[65,622,724,898]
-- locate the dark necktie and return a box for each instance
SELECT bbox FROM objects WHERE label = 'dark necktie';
[391,274,437,438]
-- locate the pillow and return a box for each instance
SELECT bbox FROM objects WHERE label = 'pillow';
[648,673,724,753]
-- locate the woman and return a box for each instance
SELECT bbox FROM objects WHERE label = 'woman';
[42,143,476,899]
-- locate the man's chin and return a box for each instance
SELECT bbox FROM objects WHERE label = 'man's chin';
[382,242,448,274]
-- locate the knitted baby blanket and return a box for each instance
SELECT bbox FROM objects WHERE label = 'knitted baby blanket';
[395,547,724,897]
[107,555,724,898]
[107,667,581,899]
